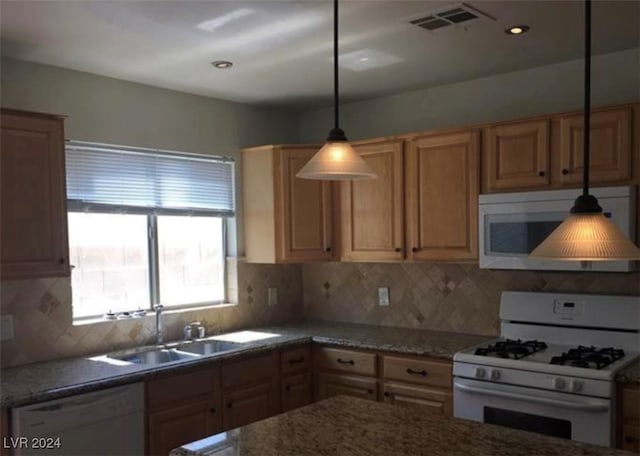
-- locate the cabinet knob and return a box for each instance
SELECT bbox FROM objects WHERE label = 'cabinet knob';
[58,258,66,264]
[562,169,569,175]
[383,391,390,397]
[412,247,418,253]
[395,248,401,252]
[227,402,233,409]
[538,171,546,177]
[285,385,291,391]
[325,247,332,252]
[210,407,216,414]
[367,389,374,395]
[625,436,637,443]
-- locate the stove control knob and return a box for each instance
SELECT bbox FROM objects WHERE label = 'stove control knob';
[553,377,566,390]
[474,367,486,379]
[490,369,501,380]
[570,380,583,392]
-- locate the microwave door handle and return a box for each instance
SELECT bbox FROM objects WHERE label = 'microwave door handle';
[453,381,608,412]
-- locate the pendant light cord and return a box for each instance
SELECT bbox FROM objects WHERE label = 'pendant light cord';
[583,0,591,197]
[333,0,339,132]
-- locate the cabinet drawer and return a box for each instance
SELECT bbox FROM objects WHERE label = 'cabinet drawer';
[314,346,376,376]
[281,346,311,375]
[382,381,452,416]
[382,355,452,388]
[222,352,277,390]
[622,425,640,453]
[147,367,216,410]
[315,372,377,402]
[623,387,640,423]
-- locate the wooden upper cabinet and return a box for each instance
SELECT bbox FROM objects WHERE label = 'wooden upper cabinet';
[483,119,550,192]
[340,139,404,261]
[242,145,333,263]
[0,109,70,279]
[556,108,632,186]
[405,130,480,261]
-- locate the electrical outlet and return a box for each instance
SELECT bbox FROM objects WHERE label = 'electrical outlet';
[1,315,14,341]
[268,288,278,306]
[378,288,390,306]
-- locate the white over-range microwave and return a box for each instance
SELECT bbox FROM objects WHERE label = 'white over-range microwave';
[479,185,637,272]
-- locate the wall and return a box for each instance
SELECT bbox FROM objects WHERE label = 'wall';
[299,48,640,142]
[1,261,302,367]
[303,263,640,336]
[1,58,302,367]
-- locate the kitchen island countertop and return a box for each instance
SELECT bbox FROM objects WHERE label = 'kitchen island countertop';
[170,395,634,456]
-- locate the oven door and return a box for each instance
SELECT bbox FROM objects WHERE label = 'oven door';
[453,378,612,447]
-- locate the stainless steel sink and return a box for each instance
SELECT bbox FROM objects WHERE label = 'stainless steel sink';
[176,340,241,355]
[110,348,200,365]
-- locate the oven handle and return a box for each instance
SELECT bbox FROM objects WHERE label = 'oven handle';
[453,381,609,412]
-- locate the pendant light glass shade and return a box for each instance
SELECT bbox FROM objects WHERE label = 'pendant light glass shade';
[296,140,377,180]
[296,0,377,181]
[529,0,640,261]
[530,213,640,260]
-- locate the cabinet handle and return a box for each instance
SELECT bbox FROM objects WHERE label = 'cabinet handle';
[227,402,233,409]
[210,407,216,414]
[337,358,354,365]
[562,169,569,175]
[325,247,332,252]
[538,171,546,177]
[367,389,374,394]
[58,258,66,264]
[626,436,638,443]
[412,247,418,252]
[406,368,428,376]
[288,357,305,365]
[383,391,390,397]
[285,385,291,391]
[395,248,401,252]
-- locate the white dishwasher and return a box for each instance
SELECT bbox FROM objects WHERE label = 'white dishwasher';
[11,383,144,456]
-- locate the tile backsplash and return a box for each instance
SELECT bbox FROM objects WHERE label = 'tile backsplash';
[302,262,640,336]
[0,259,302,368]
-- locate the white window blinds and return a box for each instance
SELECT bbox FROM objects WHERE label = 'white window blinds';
[66,141,235,216]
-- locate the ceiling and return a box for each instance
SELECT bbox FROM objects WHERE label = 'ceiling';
[1,1,639,111]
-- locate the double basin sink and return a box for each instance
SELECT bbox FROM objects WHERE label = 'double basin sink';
[109,340,241,365]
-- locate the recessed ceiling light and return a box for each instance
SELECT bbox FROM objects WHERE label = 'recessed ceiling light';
[211,60,233,69]
[505,25,530,35]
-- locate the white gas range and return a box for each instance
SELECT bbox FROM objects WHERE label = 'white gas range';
[453,291,640,448]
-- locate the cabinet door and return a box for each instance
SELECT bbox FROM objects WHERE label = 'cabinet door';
[483,120,550,191]
[406,130,480,261]
[557,108,631,186]
[0,110,69,279]
[340,140,404,261]
[275,147,334,262]
[382,381,452,416]
[223,382,278,430]
[315,372,377,402]
[622,425,640,453]
[281,373,312,412]
[148,399,220,456]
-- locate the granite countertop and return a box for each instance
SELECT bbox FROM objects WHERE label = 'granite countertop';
[170,396,634,456]
[617,359,640,384]
[0,321,493,408]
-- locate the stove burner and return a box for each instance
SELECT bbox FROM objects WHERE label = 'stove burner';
[550,346,625,370]
[474,339,548,360]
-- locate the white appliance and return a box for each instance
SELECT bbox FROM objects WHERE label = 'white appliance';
[11,383,144,456]
[478,185,636,271]
[453,291,640,448]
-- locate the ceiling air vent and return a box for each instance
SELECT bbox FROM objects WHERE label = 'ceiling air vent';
[408,3,495,33]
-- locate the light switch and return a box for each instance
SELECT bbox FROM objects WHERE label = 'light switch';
[1,315,14,341]
[378,288,390,306]
[268,288,278,306]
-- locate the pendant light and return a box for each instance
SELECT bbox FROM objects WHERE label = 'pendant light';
[296,0,377,180]
[530,0,640,261]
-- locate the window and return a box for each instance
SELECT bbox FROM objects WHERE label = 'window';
[66,142,234,319]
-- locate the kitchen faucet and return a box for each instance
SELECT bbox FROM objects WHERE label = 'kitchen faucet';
[154,304,164,344]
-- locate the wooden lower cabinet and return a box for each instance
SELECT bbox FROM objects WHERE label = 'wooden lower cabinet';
[223,382,278,430]
[148,398,220,456]
[315,372,377,402]
[282,373,312,412]
[619,383,640,453]
[382,381,452,416]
